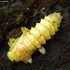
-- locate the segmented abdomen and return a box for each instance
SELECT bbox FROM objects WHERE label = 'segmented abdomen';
[7,12,63,63]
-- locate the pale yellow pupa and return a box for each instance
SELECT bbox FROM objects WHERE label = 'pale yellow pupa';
[7,12,63,63]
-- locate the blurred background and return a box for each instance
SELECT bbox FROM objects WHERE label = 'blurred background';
[0,0,70,70]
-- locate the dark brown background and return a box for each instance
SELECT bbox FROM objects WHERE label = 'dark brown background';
[0,0,70,70]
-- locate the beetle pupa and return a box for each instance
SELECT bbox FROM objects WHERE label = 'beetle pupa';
[7,12,63,63]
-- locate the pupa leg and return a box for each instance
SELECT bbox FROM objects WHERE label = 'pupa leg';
[8,38,15,47]
[38,46,46,54]
[27,57,33,64]
[21,27,29,35]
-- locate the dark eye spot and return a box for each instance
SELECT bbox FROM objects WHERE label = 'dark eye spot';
[26,51,28,52]
[53,21,55,23]
[27,41,28,43]
[29,32,31,34]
